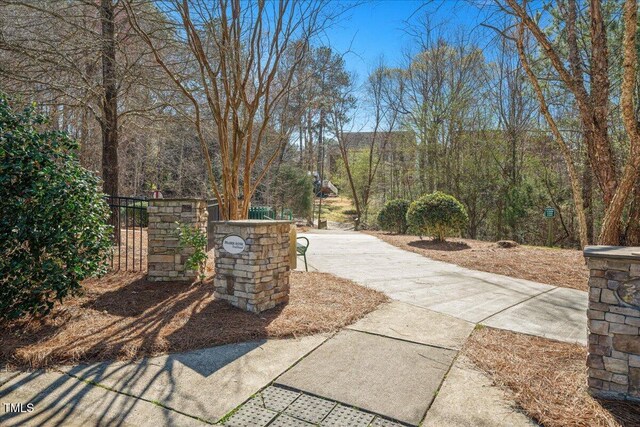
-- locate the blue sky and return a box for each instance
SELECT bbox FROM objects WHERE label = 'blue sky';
[322,1,488,82]
[318,0,491,129]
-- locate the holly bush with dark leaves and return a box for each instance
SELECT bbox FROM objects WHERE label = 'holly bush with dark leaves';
[0,95,112,319]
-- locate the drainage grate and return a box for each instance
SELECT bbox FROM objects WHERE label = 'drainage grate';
[268,413,315,427]
[283,393,337,424]
[224,403,277,427]
[320,404,375,426]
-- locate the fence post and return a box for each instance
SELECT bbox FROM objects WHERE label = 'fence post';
[584,246,640,402]
[212,220,292,313]
[147,199,208,282]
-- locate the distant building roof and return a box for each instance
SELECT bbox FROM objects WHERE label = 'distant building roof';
[339,131,415,150]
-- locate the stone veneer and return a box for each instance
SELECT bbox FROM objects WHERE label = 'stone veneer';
[147,199,208,282]
[212,220,292,313]
[584,246,640,401]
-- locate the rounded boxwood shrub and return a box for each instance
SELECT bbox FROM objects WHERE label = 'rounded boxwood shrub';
[0,95,113,319]
[406,191,468,242]
[377,199,410,233]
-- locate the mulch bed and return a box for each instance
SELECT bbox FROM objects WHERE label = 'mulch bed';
[366,231,589,291]
[0,271,387,370]
[464,327,640,427]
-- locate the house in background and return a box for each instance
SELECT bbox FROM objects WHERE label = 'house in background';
[327,131,417,201]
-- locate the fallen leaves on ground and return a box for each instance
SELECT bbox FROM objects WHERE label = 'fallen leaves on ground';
[464,327,640,427]
[1,271,387,370]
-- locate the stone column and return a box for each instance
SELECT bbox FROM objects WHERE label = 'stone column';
[212,220,292,313]
[584,246,640,401]
[147,199,208,282]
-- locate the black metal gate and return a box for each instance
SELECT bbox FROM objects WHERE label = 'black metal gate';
[106,195,147,272]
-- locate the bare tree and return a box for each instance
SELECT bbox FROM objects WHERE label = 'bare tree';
[514,16,589,248]
[396,24,485,194]
[499,0,640,244]
[125,0,334,219]
[0,0,176,196]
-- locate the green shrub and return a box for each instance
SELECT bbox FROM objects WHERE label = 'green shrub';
[176,223,208,281]
[272,165,313,218]
[120,200,148,227]
[0,95,112,319]
[407,192,468,241]
[377,199,410,233]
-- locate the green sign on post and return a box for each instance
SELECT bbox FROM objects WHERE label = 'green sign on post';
[544,206,555,246]
[544,207,556,218]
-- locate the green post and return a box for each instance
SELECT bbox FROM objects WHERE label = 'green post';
[544,206,555,247]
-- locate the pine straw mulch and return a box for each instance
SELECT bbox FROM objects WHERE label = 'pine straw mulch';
[366,231,588,291]
[0,271,387,371]
[464,327,640,427]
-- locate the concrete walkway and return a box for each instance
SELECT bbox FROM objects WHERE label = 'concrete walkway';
[1,230,583,426]
[232,301,535,426]
[0,335,327,426]
[299,230,588,345]
[0,304,536,426]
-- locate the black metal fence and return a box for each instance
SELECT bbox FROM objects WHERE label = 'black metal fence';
[106,195,148,272]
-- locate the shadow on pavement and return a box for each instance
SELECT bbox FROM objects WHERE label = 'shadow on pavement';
[0,273,287,425]
[598,399,640,426]
[408,239,471,252]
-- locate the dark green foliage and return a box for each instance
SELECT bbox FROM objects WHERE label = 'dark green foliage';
[0,95,112,319]
[120,201,148,227]
[176,223,208,281]
[407,192,469,242]
[377,199,410,233]
[273,165,313,218]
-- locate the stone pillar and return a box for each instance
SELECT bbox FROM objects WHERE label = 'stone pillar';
[212,220,292,313]
[147,199,208,282]
[584,246,640,401]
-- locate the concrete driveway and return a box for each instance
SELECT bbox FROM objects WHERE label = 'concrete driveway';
[299,230,588,344]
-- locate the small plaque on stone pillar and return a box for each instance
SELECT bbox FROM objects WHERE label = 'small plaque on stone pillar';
[213,220,292,314]
[222,235,246,254]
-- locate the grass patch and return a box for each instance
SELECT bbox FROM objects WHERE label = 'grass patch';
[1,271,387,370]
[464,327,640,427]
[316,197,355,223]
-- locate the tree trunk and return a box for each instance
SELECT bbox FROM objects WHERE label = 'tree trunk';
[516,19,589,248]
[626,182,640,245]
[100,0,118,197]
[600,0,640,244]
[587,0,617,206]
[582,156,594,244]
